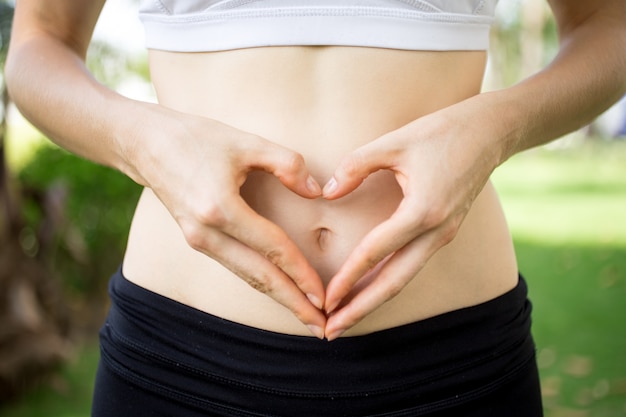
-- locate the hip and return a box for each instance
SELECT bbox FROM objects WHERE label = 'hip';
[124,46,517,335]
[94,268,542,416]
[122,177,518,336]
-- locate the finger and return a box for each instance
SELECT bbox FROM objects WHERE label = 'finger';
[323,138,399,200]
[324,230,440,341]
[189,225,327,339]
[220,196,326,310]
[245,138,322,198]
[324,199,422,314]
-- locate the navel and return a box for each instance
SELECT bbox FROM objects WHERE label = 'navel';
[316,227,332,251]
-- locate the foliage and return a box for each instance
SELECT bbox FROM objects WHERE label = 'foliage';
[86,41,150,88]
[489,0,559,89]
[492,140,626,247]
[516,241,626,417]
[493,141,626,416]
[2,142,625,416]
[17,143,142,302]
[0,343,98,417]
[1,2,78,403]
[0,2,12,65]
[0,0,148,402]
[1,0,623,413]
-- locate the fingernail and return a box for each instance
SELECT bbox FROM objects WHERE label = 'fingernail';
[306,175,321,195]
[325,299,340,315]
[325,328,345,342]
[307,293,323,310]
[307,325,325,340]
[323,177,337,196]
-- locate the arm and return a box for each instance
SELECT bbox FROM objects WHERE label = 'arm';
[322,0,626,340]
[489,0,626,160]
[6,0,327,338]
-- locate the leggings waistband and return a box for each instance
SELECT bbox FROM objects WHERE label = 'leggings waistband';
[99,268,537,415]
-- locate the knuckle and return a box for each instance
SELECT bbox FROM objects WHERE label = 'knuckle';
[439,220,460,246]
[354,246,384,272]
[286,152,306,172]
[364,255,382,271]
[181,223,207,252]
[194,200,229,229]
[245,273,273,295]
[385,280,406,300]
[276,152,306,178]
[340,152,364,177]
[264,247,286,267]
[179,216,222,254]
[419,205,448,230]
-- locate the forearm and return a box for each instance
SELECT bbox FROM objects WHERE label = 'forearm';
[6,34,148,182]
[488,3,626,164]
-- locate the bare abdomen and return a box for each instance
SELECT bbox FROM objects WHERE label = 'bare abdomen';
[122,46,519,336]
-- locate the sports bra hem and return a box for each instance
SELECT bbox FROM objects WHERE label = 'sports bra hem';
[140,14,493,52]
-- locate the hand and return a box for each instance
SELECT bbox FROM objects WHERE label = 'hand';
[321,100,502,340]
[125,105,327,338]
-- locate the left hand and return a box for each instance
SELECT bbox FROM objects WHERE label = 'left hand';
[322,98,503,340]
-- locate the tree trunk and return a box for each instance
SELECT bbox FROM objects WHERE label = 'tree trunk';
[0,67,72,403]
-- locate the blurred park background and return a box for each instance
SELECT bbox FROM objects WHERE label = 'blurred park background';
[0,0,625,416]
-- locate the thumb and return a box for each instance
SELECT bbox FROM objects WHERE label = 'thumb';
[249,139,322,199]
[323,143,395,200]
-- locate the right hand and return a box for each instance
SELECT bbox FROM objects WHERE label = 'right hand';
[122,105,327,338]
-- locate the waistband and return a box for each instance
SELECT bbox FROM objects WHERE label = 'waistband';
[99,267,536,415]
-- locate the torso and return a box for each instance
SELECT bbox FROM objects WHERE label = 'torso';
[122,46,518,336]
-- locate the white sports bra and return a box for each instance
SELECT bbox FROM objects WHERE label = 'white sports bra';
[138,0,499,52]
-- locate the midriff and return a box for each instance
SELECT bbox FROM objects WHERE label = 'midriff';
[122,46,518,337]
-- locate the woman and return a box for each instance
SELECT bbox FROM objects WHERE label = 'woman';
[6,0,626,415]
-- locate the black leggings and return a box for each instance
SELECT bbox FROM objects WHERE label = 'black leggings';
[92,268,543,417]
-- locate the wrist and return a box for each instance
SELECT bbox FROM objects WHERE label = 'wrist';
[469,90,528,167]
[109,99,163,187]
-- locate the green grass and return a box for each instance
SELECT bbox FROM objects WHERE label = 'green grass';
[517,242,626,417]
[492,141,626,417]
[492,141,626,247]
[1,140,625,417]
[0,344,99,417]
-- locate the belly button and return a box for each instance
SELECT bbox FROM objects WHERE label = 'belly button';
[316,228,331,251]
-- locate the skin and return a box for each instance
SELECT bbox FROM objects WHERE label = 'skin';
[124,45,517,339]
[6,0,626,341]
[322,1,626,339]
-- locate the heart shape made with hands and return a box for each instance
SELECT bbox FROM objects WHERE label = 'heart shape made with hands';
[241,165,407,340]
[238,114,484,339]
